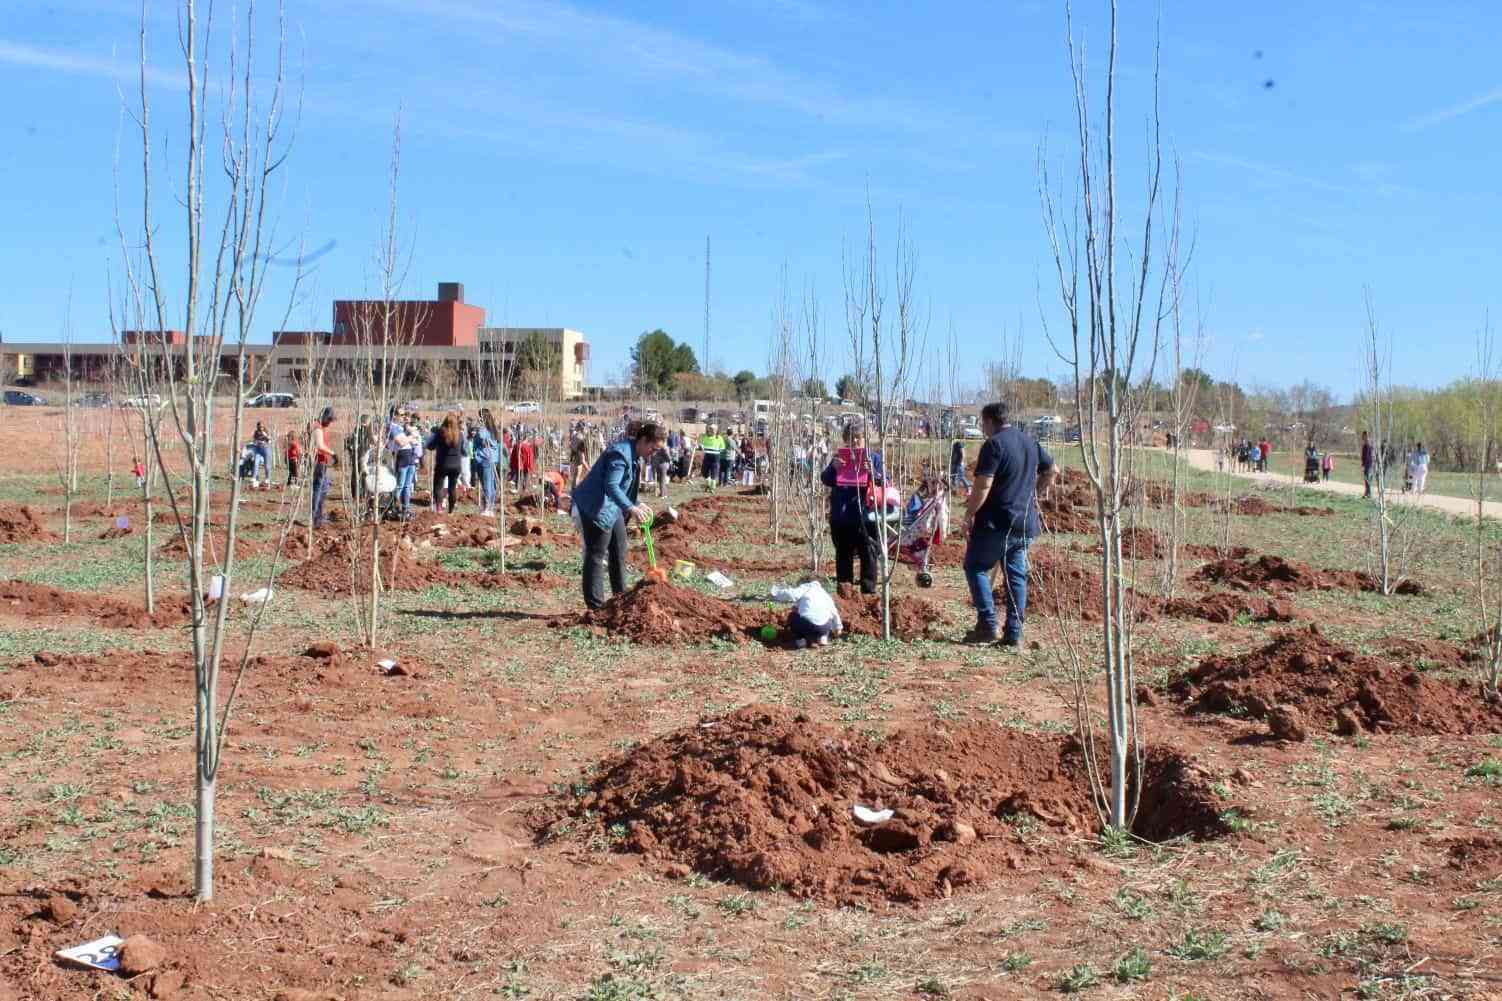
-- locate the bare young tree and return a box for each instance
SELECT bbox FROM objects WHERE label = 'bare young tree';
[795,279,829,574]
[767,264,797,541]
[53,296,84,543]
[1153,264,1203,597]
[1360,290,1417,595]
[1039,0,1179,833]
[1470,317,1502,697]
[343,119,425,649]
[844,199,924,640]
[119,0,304,901]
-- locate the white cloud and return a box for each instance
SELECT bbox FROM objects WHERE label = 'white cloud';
[1403,85,1502,132]
[0,39,176,88]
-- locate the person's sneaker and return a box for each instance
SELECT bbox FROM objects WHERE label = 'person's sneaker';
[963,624,1001,644]
[999,634,1022,651]
[793,638,808,649]
[817,635,831,647]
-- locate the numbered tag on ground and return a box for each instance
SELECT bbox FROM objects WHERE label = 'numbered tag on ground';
[56,933,124,972]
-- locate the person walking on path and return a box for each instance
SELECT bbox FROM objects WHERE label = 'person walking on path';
[1361,431,1375,497]
[1258,436,1272,473]
[573,421,663,609]
[950,438,972,492]
[1408,441,1430,494]
[1249,442,1262,473]
[251,421,273,489]
[1321,449,1334,482]
[821,422,883,597]
[426,414,465,514]
[310,408,336,529]
[961,401,1056,647]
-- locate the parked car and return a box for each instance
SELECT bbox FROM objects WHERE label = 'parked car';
[120,393,163,409]
[78,392,112,408]
[434,401,464,412]
[1034,415,1063,426]
[569,404,600,416]
[962,425,984,440]
[248,392,296,408]
[3,390,47,406]
[509,401,540,414]
[644,408,660,421]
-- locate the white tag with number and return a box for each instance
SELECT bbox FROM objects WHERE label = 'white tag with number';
[56,933,124,972]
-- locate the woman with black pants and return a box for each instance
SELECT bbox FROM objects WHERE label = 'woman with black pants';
[820,423,883,596]
[426,413,465,513]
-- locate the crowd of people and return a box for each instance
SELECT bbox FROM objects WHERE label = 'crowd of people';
[258,398,1055,651]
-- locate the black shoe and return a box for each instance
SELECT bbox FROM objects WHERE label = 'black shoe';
[963,624,1001,645]
[999,634,1021,650]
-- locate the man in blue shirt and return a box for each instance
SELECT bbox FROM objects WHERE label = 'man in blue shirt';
[962,402,1056,646]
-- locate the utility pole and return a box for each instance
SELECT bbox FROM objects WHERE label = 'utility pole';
[703,235,711,376]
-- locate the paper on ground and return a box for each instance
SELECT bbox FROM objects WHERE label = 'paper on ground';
[705,570,733,589]
[56,933,124,972]
[852,804,893,825]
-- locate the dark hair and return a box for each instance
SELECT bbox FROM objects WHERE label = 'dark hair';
[318,406,335,426]
[634,421,665,444]
[440,413,462,448]
[842,421,866,444]
[980,402,1009,426]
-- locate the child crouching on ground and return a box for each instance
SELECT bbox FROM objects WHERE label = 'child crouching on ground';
[770,578,843,648]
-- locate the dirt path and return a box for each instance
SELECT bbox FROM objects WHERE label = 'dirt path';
[1182,448,1502,519]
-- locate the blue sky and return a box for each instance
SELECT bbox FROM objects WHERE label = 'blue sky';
[1,0,1498,397]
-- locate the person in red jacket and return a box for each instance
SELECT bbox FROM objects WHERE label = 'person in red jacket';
[1257,437,1271,473]
[510,435,536,492]
[285,430,303,487]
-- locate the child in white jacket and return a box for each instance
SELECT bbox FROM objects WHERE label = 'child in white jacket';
[770,579,844,648]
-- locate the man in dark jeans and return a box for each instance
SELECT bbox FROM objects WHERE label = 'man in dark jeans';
[1360,430,1374,497]
[962,402,1056,646]
[572,422,664,609]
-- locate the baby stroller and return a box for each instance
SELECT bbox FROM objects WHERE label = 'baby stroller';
[896,480,948,588]
[236,444,259,481]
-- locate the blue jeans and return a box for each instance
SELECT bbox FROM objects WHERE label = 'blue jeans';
[476,461,496,509]
[311,463,332,528]
[396,463,417,513]
[951,463,971,490]
[964,527,1030,640]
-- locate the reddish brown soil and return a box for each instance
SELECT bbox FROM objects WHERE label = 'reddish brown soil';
[1220,495,1336,517]
[277,537,462,596]
[0,581,193,629]
[1086,525,1164,560]
[1137,481,1217,508]
[570,579,769,644]
[547,705,1231,907]
[1444,836,1502,882]
[1183,543,1252,560]
[1383,636,1478,671]
[1161,591,1296,625]
[1165,625,1502,737]
[1024,547,1159,622]
[0,504,58,544]
[98,524,134,540]
[1192,554,1425,595]
[831,592,946,639]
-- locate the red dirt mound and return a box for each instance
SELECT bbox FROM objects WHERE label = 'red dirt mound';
[1165,625,1502,737]
[1219,495,1336,517]
[1192,554,1424,596]
[278,537,461,596]
[98,524,135,540]
[0,581,192,629]
[1024,548,1160,622]
[1137,481,1216,509]
[832,592,946,640]
[1086,525,1164,560]
[1383,637,1477,671]
[1161,592,1296,625]
[548,705,1231,906]
[569,579,768,644]
[1183,543,1252,561]
[1445,837,1502,882]
[0,504,57,544]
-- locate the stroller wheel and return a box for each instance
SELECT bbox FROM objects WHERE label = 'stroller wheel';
[916,571,933,589]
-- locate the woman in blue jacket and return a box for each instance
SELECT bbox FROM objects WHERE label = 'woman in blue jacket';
[572,421,665,608]
[820,422,883,596]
